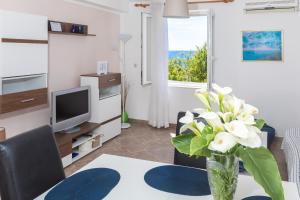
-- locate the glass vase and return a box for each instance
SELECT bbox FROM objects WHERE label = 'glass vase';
[207,153,239,200]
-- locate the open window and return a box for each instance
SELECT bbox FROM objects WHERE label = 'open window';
[167,10,213,89]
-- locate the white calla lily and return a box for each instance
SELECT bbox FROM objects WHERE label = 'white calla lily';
[237,112,255,125]
[208,132,237,153]
[243,104,259,115]
[209,92,219,103]
[193,108,206,115]
[195,92,211,111]
[212,83,232,96]
[170,133,176,138]
[237,126,262,148]
[225,120,249,139]
[196,121,206,132]
[218,112,233,123]
[224,96,244,116]
[200,112,223,130]
[179,111,194,124]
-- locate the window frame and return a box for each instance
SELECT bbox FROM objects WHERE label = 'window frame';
[141,12,152,86]
[167,9,214,90]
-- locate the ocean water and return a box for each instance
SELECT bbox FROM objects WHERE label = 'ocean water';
[168,50,196,59]
[243,50,282,61]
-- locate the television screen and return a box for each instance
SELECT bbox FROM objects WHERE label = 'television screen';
[56,90,89,123]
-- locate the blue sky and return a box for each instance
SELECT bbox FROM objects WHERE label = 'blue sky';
[243,31,282,51]
[168,16,207,51]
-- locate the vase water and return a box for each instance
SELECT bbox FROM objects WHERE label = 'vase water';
[207,153,239,200]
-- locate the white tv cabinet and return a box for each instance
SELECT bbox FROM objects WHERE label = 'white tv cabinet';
[80,73,121,143]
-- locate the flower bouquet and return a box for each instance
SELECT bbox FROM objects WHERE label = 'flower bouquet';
[171,84,284,200]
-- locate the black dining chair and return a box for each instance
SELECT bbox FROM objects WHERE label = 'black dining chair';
[0,126,65,200]
[174,112,207,169]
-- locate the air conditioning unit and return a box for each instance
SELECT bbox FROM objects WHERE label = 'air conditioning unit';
[245,0,299,12]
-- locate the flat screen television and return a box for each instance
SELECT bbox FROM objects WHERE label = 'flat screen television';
[51,86,91,133]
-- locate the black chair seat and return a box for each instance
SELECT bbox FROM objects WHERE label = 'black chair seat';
[0,126,65,200]
[174,112,207,169]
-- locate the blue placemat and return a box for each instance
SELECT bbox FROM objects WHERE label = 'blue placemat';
[243,196,271,200]
[144,165,211,196]
[45,168,120,200]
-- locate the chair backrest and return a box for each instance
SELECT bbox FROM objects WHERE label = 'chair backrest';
[0,126,65,200]
[174,112,207,169]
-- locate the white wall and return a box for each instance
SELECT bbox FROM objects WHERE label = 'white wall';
[121,1,300,136]
[66,0,129,13]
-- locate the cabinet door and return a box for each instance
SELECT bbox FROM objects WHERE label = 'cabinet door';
[101,118,121,143]
[0,10,48,40]
[0,43,48,77]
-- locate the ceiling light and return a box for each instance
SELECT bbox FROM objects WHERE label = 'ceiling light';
[163,0,189,18]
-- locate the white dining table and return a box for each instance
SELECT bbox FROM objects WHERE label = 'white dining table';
[36,154,300,200]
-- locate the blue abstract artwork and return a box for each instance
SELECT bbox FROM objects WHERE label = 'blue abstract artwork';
[242,31,283,61]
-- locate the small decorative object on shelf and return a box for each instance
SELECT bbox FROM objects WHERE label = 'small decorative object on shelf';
[49,21,62,32]
[97,61,109,75]
[0,127,6,141]
[171,84,284,200]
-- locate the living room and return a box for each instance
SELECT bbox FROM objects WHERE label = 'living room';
[0,0,299,200]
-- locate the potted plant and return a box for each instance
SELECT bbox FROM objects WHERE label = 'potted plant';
[171,84,284,200]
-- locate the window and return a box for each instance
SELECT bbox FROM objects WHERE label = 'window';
[167,11,213,88]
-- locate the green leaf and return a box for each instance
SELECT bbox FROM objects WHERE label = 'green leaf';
[202,125,213,135]
[255,119,265,130]
[171,134,194,155]
[237,147,284,200]
[190,136,207,156]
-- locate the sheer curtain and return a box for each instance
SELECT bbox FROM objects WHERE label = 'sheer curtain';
[148,1,170,128]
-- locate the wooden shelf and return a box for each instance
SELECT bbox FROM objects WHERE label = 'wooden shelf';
[48,31,96,37]
[72,145,101,162]
[48,20,96,37]
[1,38,48,44]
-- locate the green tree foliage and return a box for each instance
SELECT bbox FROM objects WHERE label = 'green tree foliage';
[169,44,207,83]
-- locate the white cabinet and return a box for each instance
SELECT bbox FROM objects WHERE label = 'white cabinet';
[0,10,48,114]
[80,73,122,142]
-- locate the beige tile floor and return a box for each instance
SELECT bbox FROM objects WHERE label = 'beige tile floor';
[65,121,288,181]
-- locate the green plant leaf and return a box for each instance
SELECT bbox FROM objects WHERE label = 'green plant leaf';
[202,125,213,135]
[237,147,284,200]
[171,134,194,155]
[190,136,207,156]
[255,119,265,130]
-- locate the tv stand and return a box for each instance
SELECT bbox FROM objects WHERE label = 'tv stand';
[54,122,102,167]
[64,126,81,134]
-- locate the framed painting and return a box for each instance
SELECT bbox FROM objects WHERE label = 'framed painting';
[242,31,283,61]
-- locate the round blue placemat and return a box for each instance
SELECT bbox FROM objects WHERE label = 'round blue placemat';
[144,165,211,196]
[45,168,120,200]
[243,196,271,200]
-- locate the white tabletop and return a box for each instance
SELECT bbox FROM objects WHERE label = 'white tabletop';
[36,154,300,200]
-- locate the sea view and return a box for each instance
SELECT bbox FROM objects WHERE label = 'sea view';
[168,50,196,59]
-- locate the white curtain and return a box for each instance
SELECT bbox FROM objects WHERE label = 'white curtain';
[148,1,170,128]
